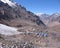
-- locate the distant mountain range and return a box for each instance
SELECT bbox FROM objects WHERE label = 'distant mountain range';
[37,13,60,27]
[0,0,46,32]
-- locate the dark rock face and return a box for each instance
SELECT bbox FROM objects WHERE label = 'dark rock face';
[0,0,45,28]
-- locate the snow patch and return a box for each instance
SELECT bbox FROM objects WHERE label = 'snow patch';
[0,0,17,8]
[0,24,21,36]
[0,24,17,31]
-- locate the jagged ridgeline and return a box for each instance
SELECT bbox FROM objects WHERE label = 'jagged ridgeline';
[0,0,46,30]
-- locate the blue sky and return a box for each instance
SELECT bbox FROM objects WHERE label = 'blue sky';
[13,0,60,14]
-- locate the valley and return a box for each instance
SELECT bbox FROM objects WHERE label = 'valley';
[0,0,60,48]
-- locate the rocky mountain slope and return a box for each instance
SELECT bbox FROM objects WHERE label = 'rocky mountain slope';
[37,14,50,25]
[0,0,45,31]
[37,13,60,27]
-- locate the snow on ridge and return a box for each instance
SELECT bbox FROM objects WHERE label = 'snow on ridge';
[0,0,7,3]
[1,0,17,8]
[0,24,21,36]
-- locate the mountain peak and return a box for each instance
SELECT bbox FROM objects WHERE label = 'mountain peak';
[52,13,60,16]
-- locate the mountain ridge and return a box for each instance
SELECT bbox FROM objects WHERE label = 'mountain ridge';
[37,13,60,26]
[0,0,46,32]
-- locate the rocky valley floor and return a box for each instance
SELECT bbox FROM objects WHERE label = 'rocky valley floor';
[0,24,60,48]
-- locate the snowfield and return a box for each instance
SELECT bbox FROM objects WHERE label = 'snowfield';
[0,24,21,36]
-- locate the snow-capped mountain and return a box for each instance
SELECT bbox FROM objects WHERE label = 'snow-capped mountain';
[37,13,60,27]
[49,13,60,22]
